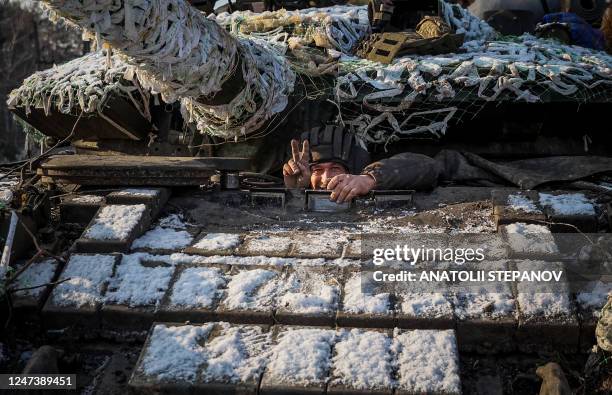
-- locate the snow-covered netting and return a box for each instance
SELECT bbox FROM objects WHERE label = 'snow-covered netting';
[7,52,151,122]
[8,0,612,145]
[30,0,295,140]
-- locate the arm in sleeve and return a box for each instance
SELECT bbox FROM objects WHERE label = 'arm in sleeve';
[361,152,442,190]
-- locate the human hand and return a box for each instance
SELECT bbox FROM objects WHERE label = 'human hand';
[327,174,376,204]
[283,139,311,189]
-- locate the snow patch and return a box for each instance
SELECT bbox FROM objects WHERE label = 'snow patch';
[265,328,336,386]
[83,204,147,240]
[292,230,349,256]
[504,223,559,255]
[400,293,453,318]
[507,194,541,214]
[515,261,572,319]
[104,254,174,307]
[68,195,104,204]
[141,324,213,382]
[577,281,611,317]
[115,188,160,198]
[169,267,227,309]
[342,273,391,315]
[51,254,115,307]
[13,259,58,299]
[222,269,280,311]
[539,193,596,216]
[395,329,461,394]
[192,233,242,252]
[132,226,193,250]
[202,323,272,384]
[278,269,340,314]
[243,234,292,254]
[157,214,189,230]
[331,329,394,390]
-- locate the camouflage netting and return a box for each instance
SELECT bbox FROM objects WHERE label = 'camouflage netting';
[7,51,151,121]
[6,1,612,144]
[597,294,612,352]
[31,0,296,140]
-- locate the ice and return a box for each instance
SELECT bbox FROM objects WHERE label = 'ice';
[169,267,227,309]
[141,324,213,382]
[395,329,461,394]
[83,204,147,240]
[539,193,596,215]
[265,328,336,386]
[331,329,394,390]
[51,254,115,307]
[132,226,193,250]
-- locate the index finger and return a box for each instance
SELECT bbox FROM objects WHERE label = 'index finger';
[291,139,300,163]
[300,140,310,161]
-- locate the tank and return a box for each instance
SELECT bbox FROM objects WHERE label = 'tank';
[6,0,612,172]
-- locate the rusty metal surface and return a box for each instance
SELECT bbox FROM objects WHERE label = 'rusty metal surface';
[11,96,151,141]
[38,155,252,186]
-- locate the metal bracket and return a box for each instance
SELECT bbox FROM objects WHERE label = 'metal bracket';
[250,188,287,209]
[305,190,352,213]
[372,190,414,209]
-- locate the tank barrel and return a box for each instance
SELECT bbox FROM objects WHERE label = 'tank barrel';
[39,0,295,139]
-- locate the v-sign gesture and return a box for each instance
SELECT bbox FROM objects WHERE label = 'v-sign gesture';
[283,139,311,189]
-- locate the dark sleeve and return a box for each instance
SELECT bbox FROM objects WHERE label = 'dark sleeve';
[361,152,442,190]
